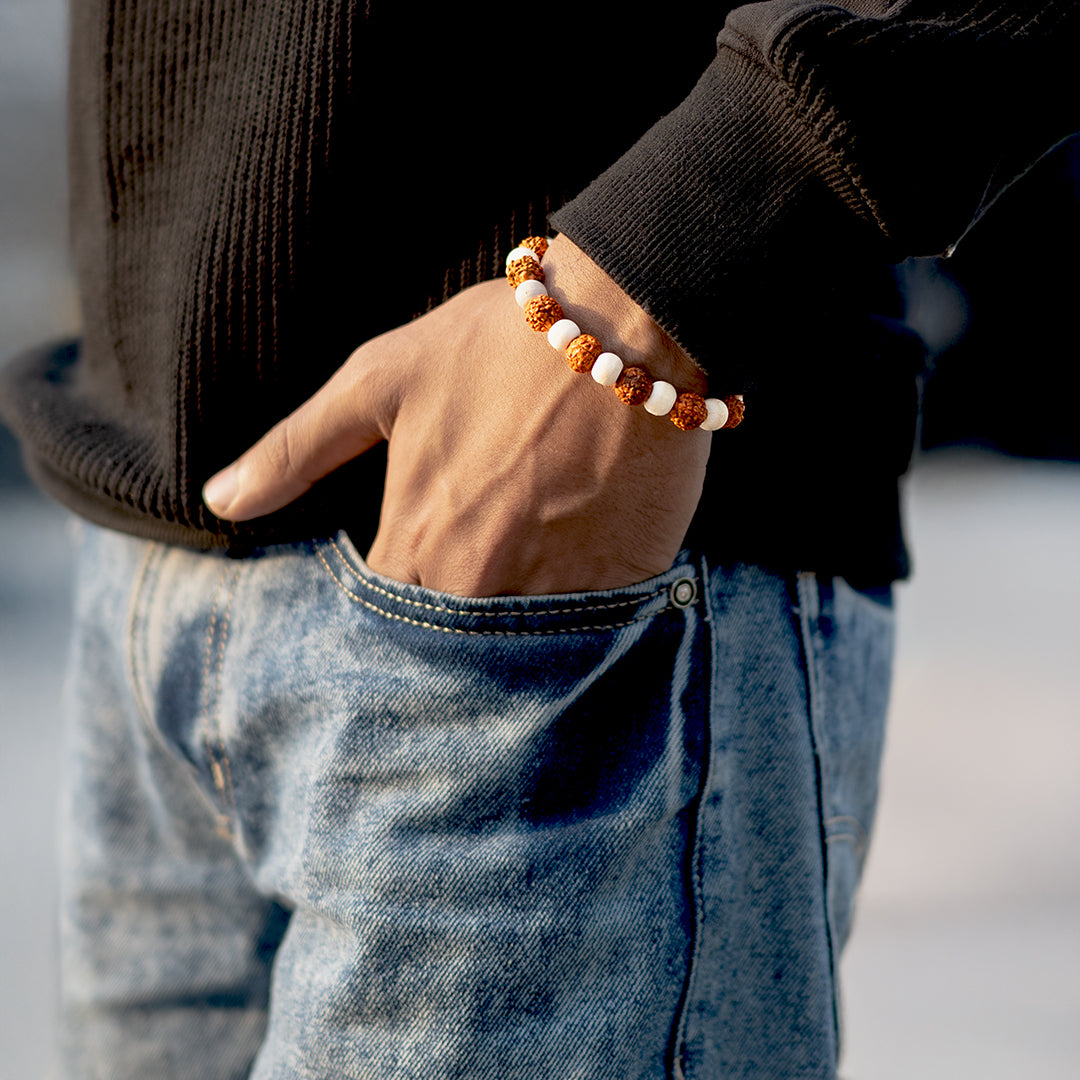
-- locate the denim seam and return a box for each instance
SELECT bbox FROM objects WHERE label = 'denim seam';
[795,571,843,1065]
[213,567,240,825]
[328,539,670,616]
[122,538,241,833]
[668,555,712,1080]
[318,547,677,634]
[201,562,240,836]
[126,539,161,733]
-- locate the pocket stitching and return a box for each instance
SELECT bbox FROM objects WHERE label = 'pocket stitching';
[327,538,671,617]
[317,547,673,635]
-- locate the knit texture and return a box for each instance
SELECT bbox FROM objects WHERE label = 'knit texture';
[2,0,1077,582]
[552,1,1080,388]
[1,0,720,548]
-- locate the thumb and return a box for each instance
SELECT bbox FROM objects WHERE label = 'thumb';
[203,356,390,521]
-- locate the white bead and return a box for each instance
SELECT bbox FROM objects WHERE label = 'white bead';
[506,245,540,267]
[591,352,623,386]
[515,279,547,307]
[643,380,678,416]
[547,319,581,351]
[700,398,729,431]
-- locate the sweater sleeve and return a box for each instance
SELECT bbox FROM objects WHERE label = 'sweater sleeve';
[550,0,1080,386]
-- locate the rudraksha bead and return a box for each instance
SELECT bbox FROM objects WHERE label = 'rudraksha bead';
[669,392,708,431]
[523,294,564,332]
[614,366,653,406]
[507,256,545,289]
[507,240,733,433]
[722,395,745,429]
[519,235,549,258]
[565,333,603,374]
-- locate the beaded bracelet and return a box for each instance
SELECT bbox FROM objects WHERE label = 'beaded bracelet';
[506,237,744,432]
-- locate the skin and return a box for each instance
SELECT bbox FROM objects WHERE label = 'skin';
[203,235,712,596]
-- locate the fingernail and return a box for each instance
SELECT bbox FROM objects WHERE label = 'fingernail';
[203,466,239,516]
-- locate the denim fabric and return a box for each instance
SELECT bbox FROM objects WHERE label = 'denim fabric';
[59,524,893,1079]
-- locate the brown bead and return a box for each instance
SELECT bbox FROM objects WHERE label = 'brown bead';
[565,334,602,374]
[614,366,653,406]
[722,395,745,429]
[523,294,564,332]
[506,256,544,289]
[669,392,708,431]
[519,235,549,258]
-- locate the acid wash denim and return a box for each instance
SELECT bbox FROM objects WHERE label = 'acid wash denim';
[59,522,894,1080]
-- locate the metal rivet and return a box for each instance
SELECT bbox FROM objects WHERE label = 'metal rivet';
[670,577,697,608]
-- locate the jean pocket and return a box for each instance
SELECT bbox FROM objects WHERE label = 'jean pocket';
[237,539,713,1080]
[318,529,703,637]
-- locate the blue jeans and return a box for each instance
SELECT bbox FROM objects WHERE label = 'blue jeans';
[60,523,893,1079]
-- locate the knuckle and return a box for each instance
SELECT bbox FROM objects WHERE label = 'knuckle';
[343,343,403,438]
[261,423,313,490]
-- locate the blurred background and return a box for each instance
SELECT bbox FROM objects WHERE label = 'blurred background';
[1,2,1077,1077]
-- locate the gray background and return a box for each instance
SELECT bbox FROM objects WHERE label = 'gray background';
[2,2,1077,1077]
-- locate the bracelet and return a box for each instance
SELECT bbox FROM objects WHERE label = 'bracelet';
[506,237,744,432]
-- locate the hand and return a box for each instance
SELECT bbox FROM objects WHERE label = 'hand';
[203,236,712,596]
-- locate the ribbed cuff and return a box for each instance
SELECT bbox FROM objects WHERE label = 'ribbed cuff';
[550,45,872,389]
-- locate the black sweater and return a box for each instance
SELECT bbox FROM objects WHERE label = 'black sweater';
[2,0,1077,585]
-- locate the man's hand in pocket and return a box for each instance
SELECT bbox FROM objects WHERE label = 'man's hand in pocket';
[203,236,712,596]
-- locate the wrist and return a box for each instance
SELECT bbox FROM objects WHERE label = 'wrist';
[540,235,708,395]
[505,232,742,432]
